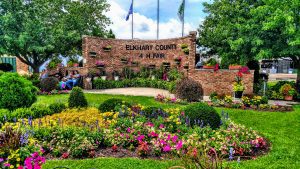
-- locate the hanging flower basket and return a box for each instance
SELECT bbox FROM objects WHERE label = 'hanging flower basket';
[174,57,182,65]
[89,51,97,58]
[148,64,156,69]
[103,45,112,52]
[95,61,105,68]
[183,64,189,69]
[131,61,139,66]
[121,58,128,64]
[162,62,170,67]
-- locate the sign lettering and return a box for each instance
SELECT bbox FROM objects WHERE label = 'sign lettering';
[125,44,176,59]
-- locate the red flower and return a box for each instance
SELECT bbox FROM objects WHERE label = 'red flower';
[61,152,69,159]
[112,144,118,152]
[237,71,243,78]
[137,141,150,156]
[214,64,219,72]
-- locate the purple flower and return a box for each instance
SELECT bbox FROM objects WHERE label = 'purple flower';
[0,158,4,163]
[229,147,234,160]
[20,131,29,145]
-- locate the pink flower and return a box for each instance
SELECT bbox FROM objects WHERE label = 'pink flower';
[149,131,158,138]
[137,135,145,142]
[159,139,166,145]
[176,140,183,150]
[126,127,131,133]
[146,122,154,127]
[31,152,39,158]
[4,163,11,167]
[163,145,171,152]
[172,135,178,143]
[40,148,45,154]
[18,166,23,169]
[34,164,41,169]
[159,124,165,129]
[25,157,33,168]
[166,134,171,141]
[171,98,177,102]
[181,111,185,116]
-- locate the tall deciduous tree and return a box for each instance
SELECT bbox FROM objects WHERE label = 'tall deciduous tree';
[199,0,300,90]
[0,0,111,73]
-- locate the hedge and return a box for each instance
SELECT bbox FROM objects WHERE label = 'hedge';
[93,78,176,93]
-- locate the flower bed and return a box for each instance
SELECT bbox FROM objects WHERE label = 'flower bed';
[1,102,269,162]
[208,93,293,112]
[155,94,188,105]
[38,90,69,95]
[0,126,46,169]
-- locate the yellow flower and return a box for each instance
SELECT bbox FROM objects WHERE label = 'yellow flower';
[17,158,20,161]
[10,165,14,168]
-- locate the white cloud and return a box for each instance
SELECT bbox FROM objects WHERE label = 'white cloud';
[106,0,197,39]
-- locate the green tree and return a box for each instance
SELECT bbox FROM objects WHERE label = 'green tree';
[0,0,111,73]
[199,0,300,90]
[107,29,116,39]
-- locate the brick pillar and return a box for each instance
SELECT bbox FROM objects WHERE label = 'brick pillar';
[16,57,29,75]
[187,31,197,77]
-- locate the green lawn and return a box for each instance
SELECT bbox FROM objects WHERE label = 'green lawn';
[38,94,300,169]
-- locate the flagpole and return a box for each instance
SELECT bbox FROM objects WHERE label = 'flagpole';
[157,0,160,39]
[182,0,185,37]
[132,0,134,39]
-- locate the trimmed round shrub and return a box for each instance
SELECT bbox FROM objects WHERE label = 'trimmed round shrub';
[30,104,52,118]
[0,109,10,123]
[49,102,66,114]
[98,98,131,112]
[143,107,166,119]
[175,77,203,102]
[183,102,221,129]
[11,108,33,120]
[0,73,37,111]
[40,77,59,92]
[68,87,88,108]
[24,73,41,89]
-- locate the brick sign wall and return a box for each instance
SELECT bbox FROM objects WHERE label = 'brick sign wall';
[82,32,197,74]
[81,31,254,95]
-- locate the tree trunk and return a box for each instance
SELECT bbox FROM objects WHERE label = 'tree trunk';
[33,66,40,73]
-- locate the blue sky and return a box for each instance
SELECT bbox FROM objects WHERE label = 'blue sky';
[42,0,212,71]
[107,0,212,39]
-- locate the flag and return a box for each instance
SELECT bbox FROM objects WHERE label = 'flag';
[178,0,185,22]
[126,1,133,21]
